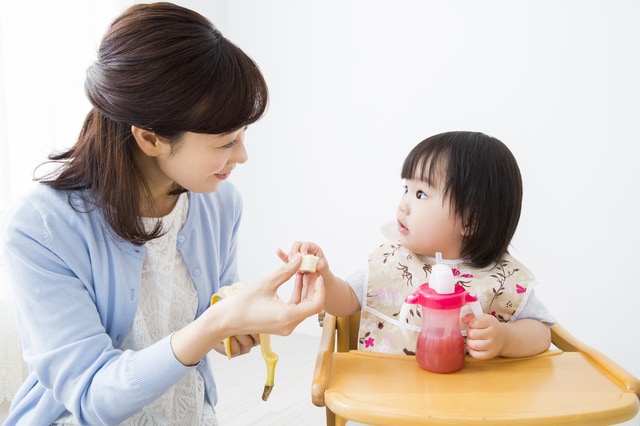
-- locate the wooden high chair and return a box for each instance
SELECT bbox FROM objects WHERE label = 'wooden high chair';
[312,311,640,426]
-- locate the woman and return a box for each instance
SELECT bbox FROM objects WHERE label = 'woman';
[0,3,324,425]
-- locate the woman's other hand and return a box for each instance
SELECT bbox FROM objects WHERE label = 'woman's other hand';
[171,253,324,366]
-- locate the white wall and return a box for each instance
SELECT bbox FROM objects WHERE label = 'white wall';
[1,0,638,383]
[221,0,640,380]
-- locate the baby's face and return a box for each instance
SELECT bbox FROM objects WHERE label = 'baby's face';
[395,178,464,260]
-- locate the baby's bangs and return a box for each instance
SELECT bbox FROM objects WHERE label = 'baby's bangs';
[401,148,449,187]
[191,40,268,135]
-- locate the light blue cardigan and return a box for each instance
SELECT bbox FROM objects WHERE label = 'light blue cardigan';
[1,182,242,425]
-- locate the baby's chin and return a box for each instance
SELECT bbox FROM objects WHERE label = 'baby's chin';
[400,240,435,257]
[396,236,418,251]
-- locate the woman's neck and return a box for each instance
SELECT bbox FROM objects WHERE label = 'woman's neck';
[141,193,179,218]
[133,142,180,218]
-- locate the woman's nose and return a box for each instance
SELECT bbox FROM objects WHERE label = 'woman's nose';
[233,141,248,164]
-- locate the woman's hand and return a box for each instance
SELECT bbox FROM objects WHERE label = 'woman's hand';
[212,334,259,357]
[220,253,326,337]
[170,253,325,366]
[278,241,360,317]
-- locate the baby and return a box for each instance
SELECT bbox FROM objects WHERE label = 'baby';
[281,131,553,359]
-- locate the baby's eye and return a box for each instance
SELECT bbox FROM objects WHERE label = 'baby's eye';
[416,190,428,200]
[402,185,408,194]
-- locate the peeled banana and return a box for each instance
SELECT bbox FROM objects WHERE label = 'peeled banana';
[210,283,279,401]
[299,254,319,273]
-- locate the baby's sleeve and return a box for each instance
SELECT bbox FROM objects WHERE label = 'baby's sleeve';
[345,267,367,308]
[512,290,555,325]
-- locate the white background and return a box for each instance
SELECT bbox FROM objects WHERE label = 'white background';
[1,0,639,385]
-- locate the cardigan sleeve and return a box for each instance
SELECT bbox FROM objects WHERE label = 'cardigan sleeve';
[1,187,194,425]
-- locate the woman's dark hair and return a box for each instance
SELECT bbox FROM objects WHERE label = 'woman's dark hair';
[401,131,522,268]
[37,2,268,245]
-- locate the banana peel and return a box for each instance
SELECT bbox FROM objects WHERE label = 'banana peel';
[259,333,278,401]
[210,283,279,401]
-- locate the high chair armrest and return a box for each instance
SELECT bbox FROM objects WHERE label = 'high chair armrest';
[312,312,337,407]
[551,322,640,398]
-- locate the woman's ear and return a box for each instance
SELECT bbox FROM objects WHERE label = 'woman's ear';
[131,125,163,156]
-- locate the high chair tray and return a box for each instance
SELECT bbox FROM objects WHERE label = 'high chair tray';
[323,350,639,425]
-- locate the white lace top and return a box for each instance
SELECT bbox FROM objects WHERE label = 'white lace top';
[54,194,218,425]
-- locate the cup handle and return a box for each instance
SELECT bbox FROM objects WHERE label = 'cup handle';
[466,293,483,318]
[399,302,413,342]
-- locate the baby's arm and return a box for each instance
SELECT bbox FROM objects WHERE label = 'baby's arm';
[462,314,551,359]
[277,242,360,317]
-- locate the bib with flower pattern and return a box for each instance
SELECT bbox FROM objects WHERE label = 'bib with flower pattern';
[358,242,535,354]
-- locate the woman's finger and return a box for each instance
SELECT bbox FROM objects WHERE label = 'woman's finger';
[232,334,259,356]
[291,275,325,316]
[287,274,303,304]
[260,253,301,292]
[275,248,289,263]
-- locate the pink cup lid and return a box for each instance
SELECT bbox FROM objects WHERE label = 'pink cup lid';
[404,282,478,310]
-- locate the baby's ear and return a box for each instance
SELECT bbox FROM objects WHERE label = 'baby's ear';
[461,214,477,237]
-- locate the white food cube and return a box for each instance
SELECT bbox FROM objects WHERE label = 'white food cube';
[299,254,319,273]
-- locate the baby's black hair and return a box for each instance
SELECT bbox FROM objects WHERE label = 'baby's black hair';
[401,131,522,267]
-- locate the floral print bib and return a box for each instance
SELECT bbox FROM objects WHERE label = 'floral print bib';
[358,242,535,354]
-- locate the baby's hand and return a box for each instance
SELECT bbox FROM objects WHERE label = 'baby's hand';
[277,242,328,304]
[462,313,507,360]
[276,241,328,274]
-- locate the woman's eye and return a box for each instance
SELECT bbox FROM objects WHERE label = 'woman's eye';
[416,190,428,200]
[221,140,237,149]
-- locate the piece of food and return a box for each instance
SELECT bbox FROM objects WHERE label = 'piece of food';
[299,254,319,273]
[210,283,279,401]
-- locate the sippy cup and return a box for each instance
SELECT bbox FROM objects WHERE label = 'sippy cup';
[399,253,482,373]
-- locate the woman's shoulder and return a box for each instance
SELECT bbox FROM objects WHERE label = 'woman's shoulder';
[2,184,104,244]
[4,184,91,222]
[4,184,67,223]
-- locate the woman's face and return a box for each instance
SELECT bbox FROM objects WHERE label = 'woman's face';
[155,127,248,194]
[395,177,464,259]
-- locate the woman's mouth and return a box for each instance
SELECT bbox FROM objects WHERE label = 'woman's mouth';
[215,172,231,180]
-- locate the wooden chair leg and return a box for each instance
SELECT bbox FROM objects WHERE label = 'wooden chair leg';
[335,414,348,426]
[325,407,335,426]
[325,407,349,426]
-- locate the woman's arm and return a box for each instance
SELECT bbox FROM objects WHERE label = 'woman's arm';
[2,193,324,424]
